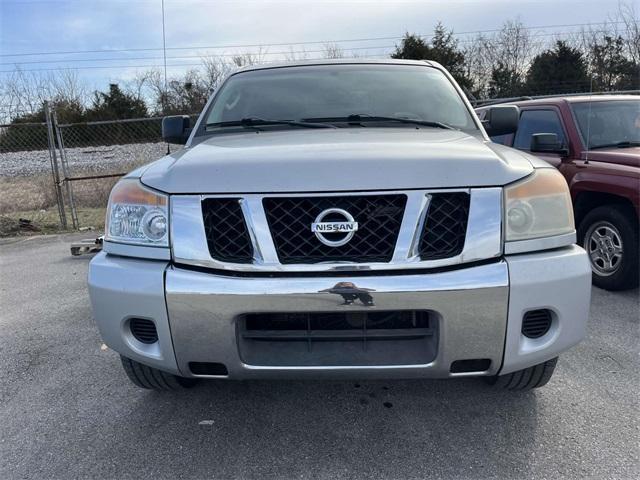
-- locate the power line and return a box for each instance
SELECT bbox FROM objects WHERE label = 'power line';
[0,44,398,66]
[0,36,403,58]
[0,46,395,66]
[1,26,618,67]
[0,54,394,75]
[0,27,617,73]
[0,21,626,58]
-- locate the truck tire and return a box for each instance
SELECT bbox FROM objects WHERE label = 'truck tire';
[120,356,197,390]
[578,205,639,291]
[486,357,558,390]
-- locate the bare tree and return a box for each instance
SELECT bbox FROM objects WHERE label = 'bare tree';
[143,68,168,114]
[231,47,268,67]
[284,46,310,62]
[463,35,492,96]
[2,69,50,119]
[200,55,232,91]
[491,19,538,79]
[464,19,539,97]
[617,1,640,64]
[0,68,88,122]
[122,70,153,104]
[49,69,88,106]
[578,13,639,91]
[141,67,216,115]
[322,43,344,59]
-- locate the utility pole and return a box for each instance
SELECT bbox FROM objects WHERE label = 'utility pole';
[161,0,168,115]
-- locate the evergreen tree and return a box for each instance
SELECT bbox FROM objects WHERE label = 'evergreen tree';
[526,41,590,95]
[589,35,640,91]
[488,62,524,98]
[392,23,472,89]
[87,84,147,120]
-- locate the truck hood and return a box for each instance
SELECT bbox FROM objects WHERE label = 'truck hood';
[140,128,534,193]
[580,148,640,168]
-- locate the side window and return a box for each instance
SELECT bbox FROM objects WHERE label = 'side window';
[476,109,512,145]
[513,110,566,151]
[490,134,510,145]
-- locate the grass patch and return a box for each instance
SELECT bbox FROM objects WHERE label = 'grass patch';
[0,175,58,213]
[0,207,106,237]
[0,172,124,213]
[0,159,147,237]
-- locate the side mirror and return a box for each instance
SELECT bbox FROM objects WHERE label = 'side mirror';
[482,106,519,136]
[162,115,191,144]
[530,133,569,156]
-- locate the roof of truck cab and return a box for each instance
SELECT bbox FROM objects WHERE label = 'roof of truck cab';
[234,58,435,73]
[482,94,639,108]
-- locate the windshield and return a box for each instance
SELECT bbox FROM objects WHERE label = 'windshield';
[571,100,640,149]
[204,64,478,132]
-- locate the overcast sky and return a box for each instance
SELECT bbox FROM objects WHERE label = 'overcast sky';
[0,0,625,89]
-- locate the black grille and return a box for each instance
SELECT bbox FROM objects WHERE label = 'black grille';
[522,309,553,338]
[238,311,437,366]
[419,192,470,260]
[243,310,433,338]
[202,198,254,263]
[263,195,406,264]
[129,318,158,344]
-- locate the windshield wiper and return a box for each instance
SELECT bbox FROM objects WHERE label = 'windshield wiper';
[590,140,640,150]
[206,117,337,130]
[303,114,455,130]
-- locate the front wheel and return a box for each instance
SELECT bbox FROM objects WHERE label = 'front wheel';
[120,356,198,391]
[578,205,639,291]
[485,357,558,390]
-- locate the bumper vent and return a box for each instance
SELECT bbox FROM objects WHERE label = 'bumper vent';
[450,359,491,373]
[419,192,470,260]
[522,309,553,338]
[129,318,158,344]
[263,194,406,264]
[202,198,254,263]
[189,362,228,376]
[238,310,438,367]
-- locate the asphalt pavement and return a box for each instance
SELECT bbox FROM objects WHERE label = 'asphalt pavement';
[1,233,638,479]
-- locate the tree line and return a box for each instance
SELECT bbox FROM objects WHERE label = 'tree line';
[393,16,639,99]
[1,3,638,127]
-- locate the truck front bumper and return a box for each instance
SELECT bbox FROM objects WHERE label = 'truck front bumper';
[88,245,591,379]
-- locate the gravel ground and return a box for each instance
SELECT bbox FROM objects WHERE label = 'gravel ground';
[0,233,638,479]
[0,142,166,177]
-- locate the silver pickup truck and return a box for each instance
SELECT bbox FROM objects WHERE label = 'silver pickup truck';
[88,59,591,392]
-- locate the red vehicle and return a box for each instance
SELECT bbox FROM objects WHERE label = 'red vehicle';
[477,95,639,290]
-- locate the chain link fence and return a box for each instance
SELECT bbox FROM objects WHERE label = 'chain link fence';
[0,118,62,233]
[0,122,50,153]
[56,115,199,229]
[0,107,198,234]
[55,116,197,181]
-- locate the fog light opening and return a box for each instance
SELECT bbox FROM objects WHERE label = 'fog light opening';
[129,318,158,344]
[522,309,553,339]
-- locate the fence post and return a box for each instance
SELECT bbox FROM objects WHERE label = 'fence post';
[44,101,67,229]
[52,111,79,229]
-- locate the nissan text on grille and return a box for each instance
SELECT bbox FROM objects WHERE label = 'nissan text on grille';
[88,60,591,391]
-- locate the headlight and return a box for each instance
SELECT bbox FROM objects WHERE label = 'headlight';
[105,179,169,247]
[504,169,574,241]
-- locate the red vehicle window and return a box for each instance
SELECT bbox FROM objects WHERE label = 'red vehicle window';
[513,109,567,151]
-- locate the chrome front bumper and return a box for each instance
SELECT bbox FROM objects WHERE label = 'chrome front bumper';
[88,245,591,379]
